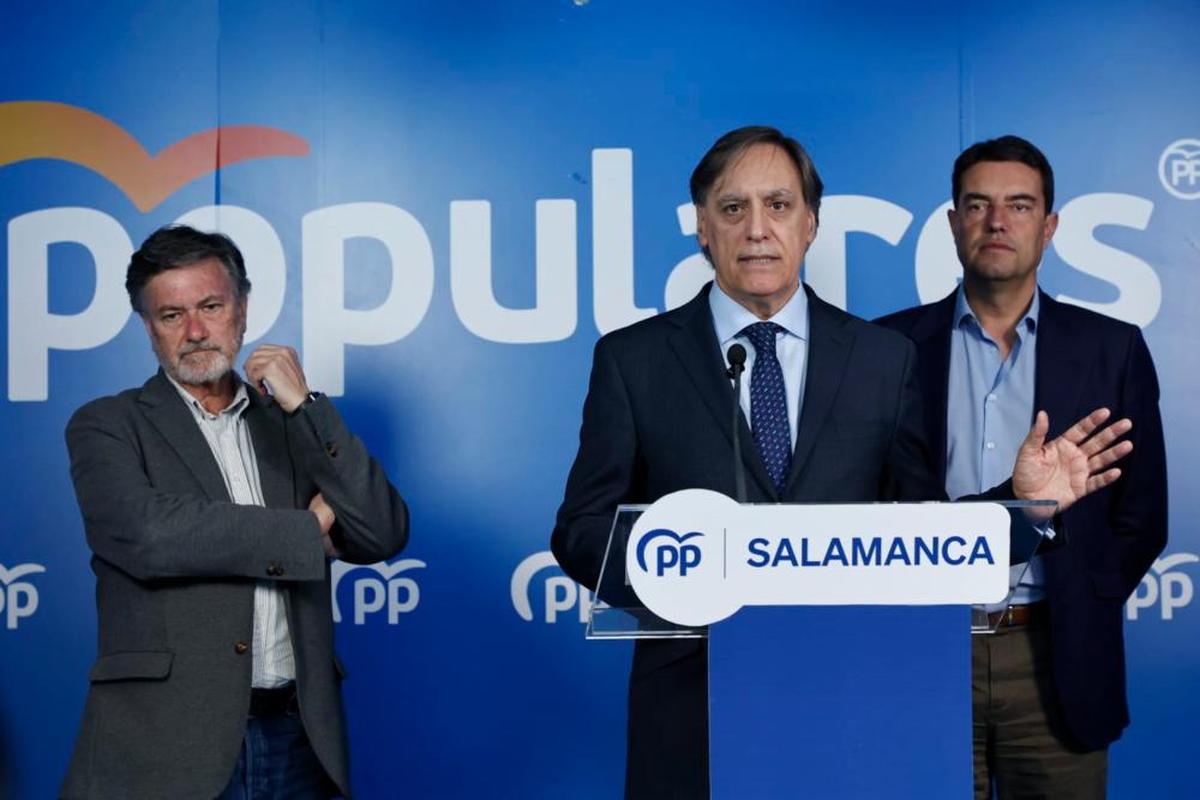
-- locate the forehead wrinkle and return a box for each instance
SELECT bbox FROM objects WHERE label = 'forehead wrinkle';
[711,143,798,195]
[145,272,236,313]
[713,190,749,204]
[962,163,1045,199]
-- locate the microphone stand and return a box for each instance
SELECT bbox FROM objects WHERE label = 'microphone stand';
[726,344,748,504]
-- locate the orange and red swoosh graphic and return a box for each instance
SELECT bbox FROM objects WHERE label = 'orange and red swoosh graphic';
[0,101,308,212]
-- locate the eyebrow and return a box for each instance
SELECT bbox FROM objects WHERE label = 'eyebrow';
[155,294,225,314]
[962,191,1040,204]
[713,188,796,203]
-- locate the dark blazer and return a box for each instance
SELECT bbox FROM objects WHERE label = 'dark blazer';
[61,371,408,799]
[876,289,1167,750]
[552,283,953,798]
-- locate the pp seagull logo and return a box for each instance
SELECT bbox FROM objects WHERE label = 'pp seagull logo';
[1127,552,1197,621]
[0,562,46,630]
[636,529,705,577]
[0,101,309,211]
[510,551,591,623]
[331,558,425,625]
[1158,138,1200,200]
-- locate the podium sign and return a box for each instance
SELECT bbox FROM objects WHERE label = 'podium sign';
[626,488,1012,627]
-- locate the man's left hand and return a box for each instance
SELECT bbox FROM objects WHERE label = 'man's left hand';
[243,344,311,413]
[1013,408,1133,513]
[310,492,342,559]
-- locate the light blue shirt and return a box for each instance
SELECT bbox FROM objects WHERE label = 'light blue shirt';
[945,286,1045,606]
[708,281,809,448]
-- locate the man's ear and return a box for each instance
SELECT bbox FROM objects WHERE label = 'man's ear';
[1042,212,1059,250]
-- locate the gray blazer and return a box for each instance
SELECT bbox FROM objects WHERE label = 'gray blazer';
[61,371,408,799]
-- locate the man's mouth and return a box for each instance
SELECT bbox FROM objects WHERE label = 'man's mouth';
[179,346,219,359]
[980,241,1014,252]
[738,254,780,266]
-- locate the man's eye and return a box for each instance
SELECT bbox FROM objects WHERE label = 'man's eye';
[1012,203,1032,213]
[161,313,181,323]
[722,203,742,215]
[202,303,223,314]
[771,201,789,211]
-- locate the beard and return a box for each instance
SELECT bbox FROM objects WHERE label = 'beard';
[154,339,240,386]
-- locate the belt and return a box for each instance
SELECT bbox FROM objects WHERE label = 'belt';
[987,602,1048,629]
[249,683,297,718]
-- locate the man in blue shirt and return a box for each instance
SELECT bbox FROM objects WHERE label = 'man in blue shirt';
[878,136,1167,799]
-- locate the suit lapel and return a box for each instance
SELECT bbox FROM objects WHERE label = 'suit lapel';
[667,285,777,498]
[785,287,854,493]
[137,371,230,501]
[1034,291,1088,438]
[245,391,294,510]
[907,291,957,484]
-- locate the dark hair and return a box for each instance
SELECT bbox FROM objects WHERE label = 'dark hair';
[690,126,824,225]
[952,135,1055,213]
[126,224,251,313]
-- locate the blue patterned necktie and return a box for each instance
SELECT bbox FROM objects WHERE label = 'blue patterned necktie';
[742,322,792,494]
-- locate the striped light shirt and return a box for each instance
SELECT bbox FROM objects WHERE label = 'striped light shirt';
[167,375,295,688]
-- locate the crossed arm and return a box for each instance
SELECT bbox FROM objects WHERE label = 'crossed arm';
[68,346,407,583]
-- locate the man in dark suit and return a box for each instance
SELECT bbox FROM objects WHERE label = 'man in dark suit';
[62,225,409,799]
[876,136,1167,799]
[552,127,1135,799]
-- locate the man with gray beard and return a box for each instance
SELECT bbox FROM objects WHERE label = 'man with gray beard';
[61,225,408,799]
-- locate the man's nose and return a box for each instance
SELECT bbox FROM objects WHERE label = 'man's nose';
[184,312,208,341]
[985,205,1008,231]
[746,203,768,240]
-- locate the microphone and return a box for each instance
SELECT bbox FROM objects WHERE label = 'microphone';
[726,344,748,503]
[725,344,746,379]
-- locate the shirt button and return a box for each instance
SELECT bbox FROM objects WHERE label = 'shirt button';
[234,641,249,655]
[985,441,996,450]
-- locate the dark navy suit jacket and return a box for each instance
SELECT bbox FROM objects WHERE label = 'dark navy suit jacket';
[553,283,964,798]
[876,289,1167,750]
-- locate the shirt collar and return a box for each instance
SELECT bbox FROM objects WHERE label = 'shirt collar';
[708,279,810,346]
[165,371,250,420]
[954,284,1039,339]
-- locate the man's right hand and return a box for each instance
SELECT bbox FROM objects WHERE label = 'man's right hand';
[1012,408,1133,514]
[309,492,342,558]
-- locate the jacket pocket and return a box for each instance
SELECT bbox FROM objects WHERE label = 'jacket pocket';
[88,650,174,682]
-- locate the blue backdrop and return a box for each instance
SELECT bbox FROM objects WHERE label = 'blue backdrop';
[1,1,1196,797]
